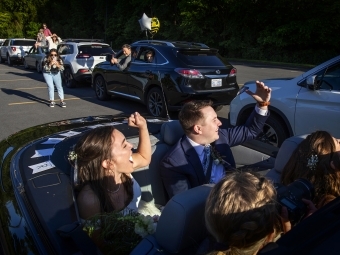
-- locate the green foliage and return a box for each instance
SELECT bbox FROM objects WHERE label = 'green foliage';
[0,0,338,64]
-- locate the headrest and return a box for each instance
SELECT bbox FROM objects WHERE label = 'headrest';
[156,185,213,253]
[160,120,184,145]
[274,135,308,173]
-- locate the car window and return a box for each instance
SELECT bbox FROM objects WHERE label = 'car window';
[58,44,72,55]
[176,50,225,66]
[12,40,35,46]
[78,45,114,56]
[320,63,340,91]
[4,40,9,46]
[307,62,340,91]
[28,47,35,54]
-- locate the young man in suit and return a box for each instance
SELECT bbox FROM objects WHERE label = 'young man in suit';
[160,81,271,199]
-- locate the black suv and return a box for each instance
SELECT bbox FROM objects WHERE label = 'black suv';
[92,40,239,117]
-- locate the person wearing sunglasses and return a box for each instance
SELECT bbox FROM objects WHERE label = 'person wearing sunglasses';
[42,49,66,108]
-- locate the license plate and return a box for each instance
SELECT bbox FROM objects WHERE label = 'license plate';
[211,79,222,87]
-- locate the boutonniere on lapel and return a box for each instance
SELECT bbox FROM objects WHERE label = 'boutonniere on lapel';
[210,145,226,165]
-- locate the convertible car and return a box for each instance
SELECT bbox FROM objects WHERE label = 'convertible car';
[0,114,339,255]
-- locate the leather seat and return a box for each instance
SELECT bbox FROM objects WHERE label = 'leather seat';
[265,135,307,183]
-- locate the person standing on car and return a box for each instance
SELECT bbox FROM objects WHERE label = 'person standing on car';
[42,23,52,37]
[42,49,66,108]
[110,44,131,70]
[46,34,62,50]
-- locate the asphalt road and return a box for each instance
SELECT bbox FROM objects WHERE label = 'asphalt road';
[0,62,306,141]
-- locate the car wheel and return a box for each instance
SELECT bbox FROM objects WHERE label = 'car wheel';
[24,59,29,69]
[7,55,12,66]
[147,87,167,117]
[256,115,289,147]
[36,62,42,73]
[94,75,110,100]
[63,68,76,88]
[0,56,5,63]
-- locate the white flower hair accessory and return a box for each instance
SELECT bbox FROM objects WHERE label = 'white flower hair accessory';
[307,154,318,171]
[68,150,77,161]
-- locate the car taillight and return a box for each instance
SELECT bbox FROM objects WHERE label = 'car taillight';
[175,68,204,79]
[229,68,237,76]
[77,69,91,73]
[76,54,91,58]
[11,47,16,52]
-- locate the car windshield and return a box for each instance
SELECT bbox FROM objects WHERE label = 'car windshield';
[12,40,35,46]
[78,45,114,56]
[176,50,226,66]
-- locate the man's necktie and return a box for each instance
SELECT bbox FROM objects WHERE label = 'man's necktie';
[202,145,211,175]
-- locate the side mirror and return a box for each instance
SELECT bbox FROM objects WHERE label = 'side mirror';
[306,75,318,90]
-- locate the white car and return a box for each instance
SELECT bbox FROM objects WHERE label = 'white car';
[57,39,115,88]
[23,46,49,73]
[230,55,340,147]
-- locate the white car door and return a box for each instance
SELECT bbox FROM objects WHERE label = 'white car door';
[295,62,340,138]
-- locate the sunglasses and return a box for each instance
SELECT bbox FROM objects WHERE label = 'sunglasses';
[50,54,57,56]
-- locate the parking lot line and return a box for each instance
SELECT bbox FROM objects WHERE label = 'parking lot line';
[0,79,32,82]
[14,87,47,90]
[8,97,94,105]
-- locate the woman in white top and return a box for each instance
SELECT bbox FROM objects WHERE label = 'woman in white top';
[74,112,152,220]
[46,33,62,50]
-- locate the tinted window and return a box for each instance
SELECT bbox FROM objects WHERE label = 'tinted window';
[40,47,49,54]
[176,50,225,66]
[58,44,73,55]
[78,45,114,56]
[12,40,35,46]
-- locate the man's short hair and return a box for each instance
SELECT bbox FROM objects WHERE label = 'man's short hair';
[122,44,131,49]
[178,100,213,135]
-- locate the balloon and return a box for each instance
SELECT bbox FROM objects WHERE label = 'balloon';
[150,17,160,35]
[138,13,152,31]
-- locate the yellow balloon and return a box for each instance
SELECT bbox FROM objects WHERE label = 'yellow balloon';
[150,17,160,34]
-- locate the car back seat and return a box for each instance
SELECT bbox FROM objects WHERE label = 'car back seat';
[265,135,307,183]
[132,120,184,206]
[131,184,213,255]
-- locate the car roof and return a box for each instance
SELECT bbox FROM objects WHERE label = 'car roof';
[132,40,210,49]
[62,38,105,43]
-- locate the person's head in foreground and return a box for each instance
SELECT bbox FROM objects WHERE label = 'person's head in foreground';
[205,172,282,255]
[281,130,340,207]
[178,100,222,145]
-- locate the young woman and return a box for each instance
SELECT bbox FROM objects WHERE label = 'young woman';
[74,112,152,219]
[205,172,283,255]
[35,28,46,48]
[281,130,340,208]
[42,49,66,107]
[46,33,62,50]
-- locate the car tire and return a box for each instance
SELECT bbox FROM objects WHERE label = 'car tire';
[63,68,76,88]
[36,62,42,73]
[256,115,289,147]
[0,56,5,63]
[94,75,110,100]
[147,87,167,117]
[7,55,12,66]
[24,59,29,69]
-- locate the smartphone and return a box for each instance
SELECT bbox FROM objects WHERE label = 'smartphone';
[237,86,249,96]
[52,56,57,61]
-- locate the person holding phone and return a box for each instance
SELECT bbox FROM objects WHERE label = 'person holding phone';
[42,49,66,108]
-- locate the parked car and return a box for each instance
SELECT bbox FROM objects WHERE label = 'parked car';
[23,46,49,73]
[229,55,340,147]
[0,38,36,65]
[0,114,339,255]
[56,39,115,88]
[91,40,239,117]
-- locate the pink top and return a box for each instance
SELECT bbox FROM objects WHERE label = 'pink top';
[43,28,52,37]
